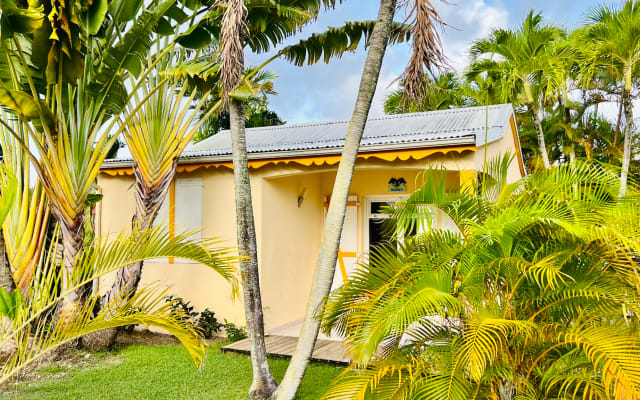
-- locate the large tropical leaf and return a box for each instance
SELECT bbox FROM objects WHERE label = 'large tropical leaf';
[0,224,237,384]
[279,21,412,66]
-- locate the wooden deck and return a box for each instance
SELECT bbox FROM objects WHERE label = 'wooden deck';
[220,335,351,365]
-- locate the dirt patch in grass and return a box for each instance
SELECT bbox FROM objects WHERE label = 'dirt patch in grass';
[114,328,224,348]
[114,329,181,347]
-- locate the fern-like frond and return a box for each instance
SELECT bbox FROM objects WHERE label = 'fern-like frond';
[564,325,640,400]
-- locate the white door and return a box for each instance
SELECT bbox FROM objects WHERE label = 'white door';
[328,195,358,291]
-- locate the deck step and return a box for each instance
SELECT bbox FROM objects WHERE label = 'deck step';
[220,335,350,365]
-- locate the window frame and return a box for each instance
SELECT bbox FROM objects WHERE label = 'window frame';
[364,194,409,253]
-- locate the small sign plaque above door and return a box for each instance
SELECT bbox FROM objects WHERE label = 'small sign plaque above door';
[388,177,407,192]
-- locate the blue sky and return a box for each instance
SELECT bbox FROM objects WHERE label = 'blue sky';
[245,0,608,124]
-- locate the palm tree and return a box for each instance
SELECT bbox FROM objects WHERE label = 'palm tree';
[582,1,640,197]
[384,71,467,114]
[469,11,562,169]
[0,0,187,314]
[274,2,399,397]
[321,156,640,399]
[100,51,220,341]
[542,34,580,163]
[276,1,447,398]
[205,2,414,397]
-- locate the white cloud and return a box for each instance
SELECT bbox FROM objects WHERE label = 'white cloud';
[263,1,510,123]
[437,0,509,72]
[370,71,401,117]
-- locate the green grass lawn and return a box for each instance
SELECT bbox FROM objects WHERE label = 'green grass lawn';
[0,342,343,400]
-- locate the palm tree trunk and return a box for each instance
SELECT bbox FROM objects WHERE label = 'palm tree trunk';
[104,166,175,304]
[57,216,87,321]
[558,92,575,164]
[528,101,550,169]
[614,99,623,148]
[97,165,176,347]
[498,380,515,400]
[229,99,278,399]
[569,147,576,164]
[619,91,634,198]
[274,1,397,398]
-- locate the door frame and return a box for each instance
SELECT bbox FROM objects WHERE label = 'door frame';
[364,194,410,253]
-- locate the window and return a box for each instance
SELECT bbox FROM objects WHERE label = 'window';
[368,201,396,252]
[365,196,408,253]
[149,177,203,263]
[173,178,203,243]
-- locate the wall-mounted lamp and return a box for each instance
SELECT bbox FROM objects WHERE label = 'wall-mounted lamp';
[297,187,307,208]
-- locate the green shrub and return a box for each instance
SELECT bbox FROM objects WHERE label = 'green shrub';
[164,296,224,339]
[223,320,247,343]
[196,309,224,339]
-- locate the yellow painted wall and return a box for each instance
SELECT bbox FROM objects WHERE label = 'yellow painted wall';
[475,128,524,181]
[259,173,323,328]
[97,169,245,327]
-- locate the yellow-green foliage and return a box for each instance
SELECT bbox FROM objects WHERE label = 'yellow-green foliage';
[0,224,237,385]
[322,155,640,400]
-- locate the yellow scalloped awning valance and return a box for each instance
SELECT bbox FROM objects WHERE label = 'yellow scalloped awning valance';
[99,145,477,176]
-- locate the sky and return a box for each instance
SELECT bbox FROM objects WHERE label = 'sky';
[245,0,608,124]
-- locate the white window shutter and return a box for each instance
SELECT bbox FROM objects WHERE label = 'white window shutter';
[174,178,203,263]
[146,177,203,264]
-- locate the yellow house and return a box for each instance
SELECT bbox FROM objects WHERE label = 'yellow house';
[97,104,524,332]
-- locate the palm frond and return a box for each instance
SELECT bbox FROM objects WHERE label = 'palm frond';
[0,222,237,384]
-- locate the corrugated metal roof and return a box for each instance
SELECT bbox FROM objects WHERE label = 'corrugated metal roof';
[181,104,514,159]
[103,104,515,166]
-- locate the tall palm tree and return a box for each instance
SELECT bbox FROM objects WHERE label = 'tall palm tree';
[207,2,413,397]
[322,157,640,400]
[276,1,447,398]
[275,2,398,397]
[469,11,562,169]
[542,34,580,163]
[218,0,282,396]
[582,1,640,197]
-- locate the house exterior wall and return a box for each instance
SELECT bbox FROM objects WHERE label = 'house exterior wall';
[474,120,523,182]
[259,173,324,328]
[96,125,524,331]
[97,169,246,326]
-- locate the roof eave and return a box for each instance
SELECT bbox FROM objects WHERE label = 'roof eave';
[101,136,476,170]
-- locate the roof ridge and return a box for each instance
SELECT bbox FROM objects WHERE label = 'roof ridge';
[177,104,515,159]
[183,128,487,154]
[358,103,511,121]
